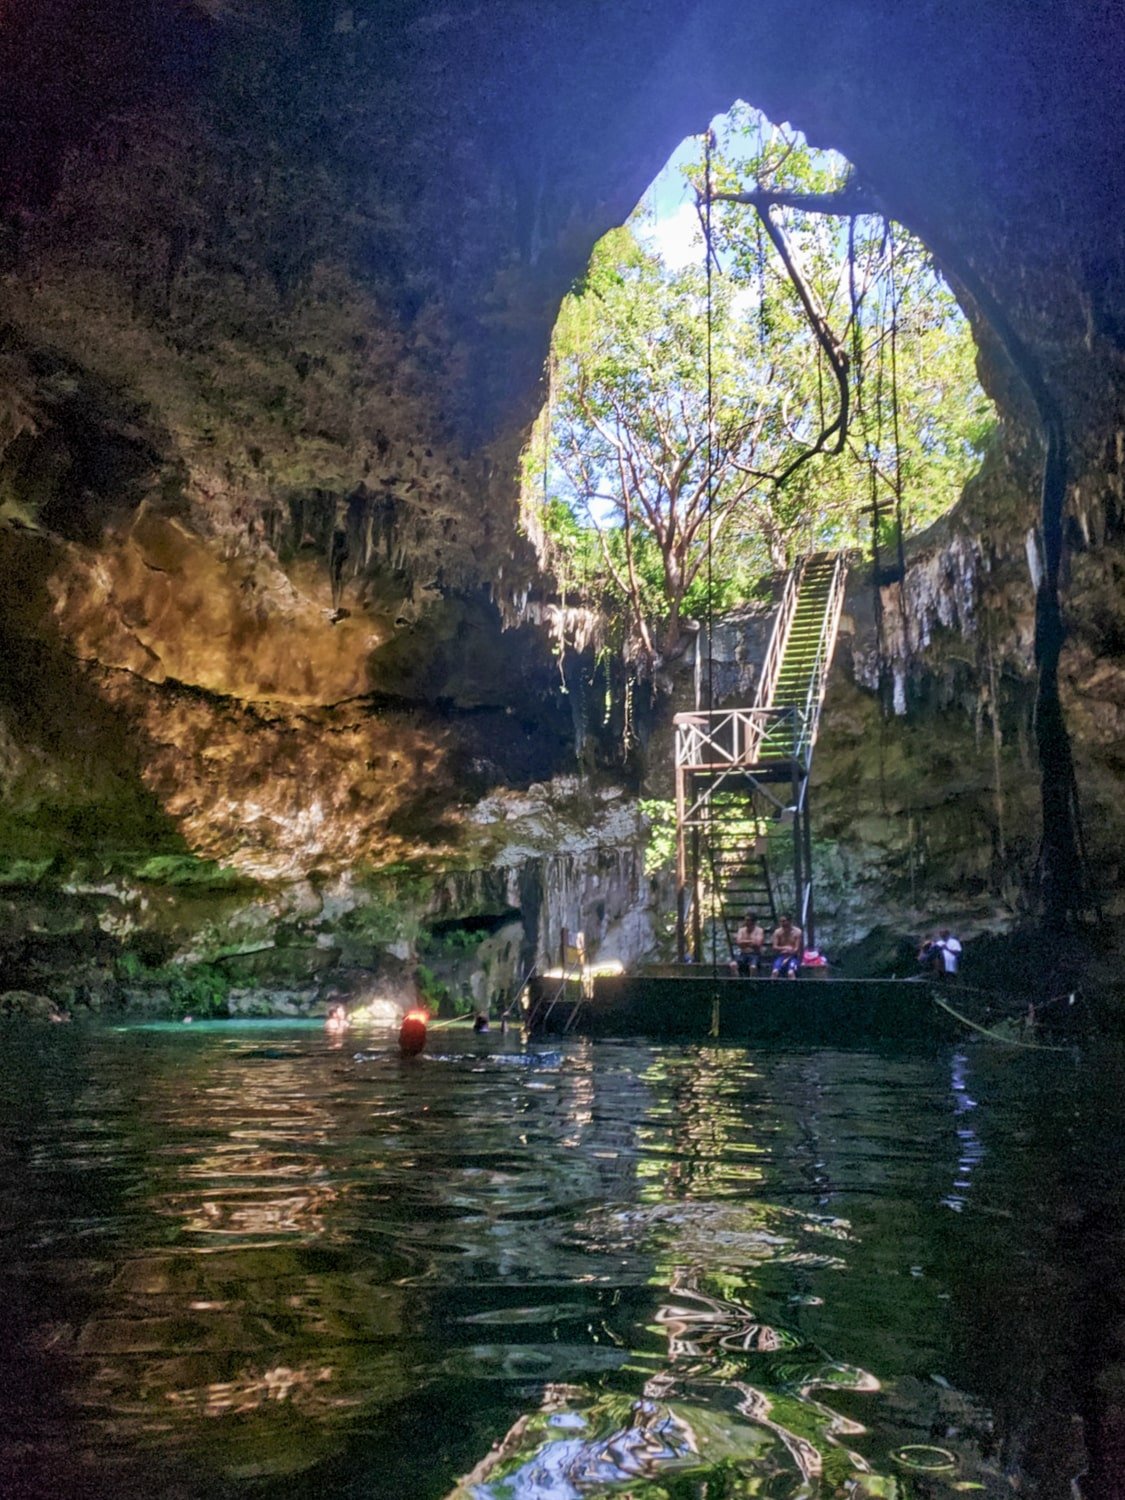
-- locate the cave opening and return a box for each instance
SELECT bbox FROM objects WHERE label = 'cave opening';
[518,101,1016,940]
[0,8,1122,1492]
[523,100,995,684]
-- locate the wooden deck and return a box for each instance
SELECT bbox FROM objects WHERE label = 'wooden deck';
[526,969,951,1044]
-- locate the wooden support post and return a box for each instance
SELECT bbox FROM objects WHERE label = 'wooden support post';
[791,758,804,933]
[675,759,687,962]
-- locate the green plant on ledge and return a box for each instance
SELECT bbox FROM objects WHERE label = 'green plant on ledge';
[115,952,230,1017]
[639,799,676,875]
[415,963,451,1013]
[419,927,481,955]
[165,964,229,1018]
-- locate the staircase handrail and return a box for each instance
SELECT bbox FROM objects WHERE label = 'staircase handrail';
[673,556,811,772]
[794,552,849,764]
[754,557,805,716]
[502,959,538,1021]
[798,878,813,934]
[674,706,766,771]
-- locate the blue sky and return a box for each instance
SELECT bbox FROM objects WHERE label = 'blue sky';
[630,106,849,272]
[633,133,707,270]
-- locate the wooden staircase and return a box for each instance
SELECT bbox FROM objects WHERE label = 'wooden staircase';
[703,793,777,951]
[674,552,848,961]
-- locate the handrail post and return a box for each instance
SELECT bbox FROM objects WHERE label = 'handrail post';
[791,752,804,935]
[675,736,688,962]
[690,826,703,962]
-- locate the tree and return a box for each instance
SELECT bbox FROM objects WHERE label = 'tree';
[532,105,991,673]
[547,227,811,665]
[704,105,991,564]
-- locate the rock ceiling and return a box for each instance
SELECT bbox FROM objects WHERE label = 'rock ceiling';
[0,0,1121,917]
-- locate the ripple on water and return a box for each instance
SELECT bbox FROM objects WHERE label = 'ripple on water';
[0,1027,1088,1498]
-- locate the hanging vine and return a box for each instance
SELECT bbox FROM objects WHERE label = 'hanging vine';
[710,137,1091,920]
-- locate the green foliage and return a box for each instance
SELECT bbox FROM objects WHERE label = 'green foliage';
[133,854,247,890]
[344,863,438,945]
[0,857,55,888]
[420,926,480,955]
[115,949,146,982]
[414,963,448,1009]
[164,963,229,1018]
[115,952,230,1017]
[339,901,411,947]
[525,102,993,666]
[639,798,677,874]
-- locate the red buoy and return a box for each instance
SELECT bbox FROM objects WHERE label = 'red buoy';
[398,1008,429,1056]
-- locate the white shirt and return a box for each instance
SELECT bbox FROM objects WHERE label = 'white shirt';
[940,936,962,974]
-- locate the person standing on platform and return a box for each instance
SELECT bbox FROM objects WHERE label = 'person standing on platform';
[936,928,962,976]
[917,928,962,977]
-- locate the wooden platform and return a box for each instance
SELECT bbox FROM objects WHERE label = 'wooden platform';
[526,969,951,1044]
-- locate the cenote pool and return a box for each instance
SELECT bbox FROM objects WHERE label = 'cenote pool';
[0,1020,1121,1498]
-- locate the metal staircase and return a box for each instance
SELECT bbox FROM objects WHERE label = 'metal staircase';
[757,554,845,764]
[697,792,777,960]
[674,552,848,962]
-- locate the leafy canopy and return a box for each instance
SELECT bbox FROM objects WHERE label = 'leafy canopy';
[523,103,993,668]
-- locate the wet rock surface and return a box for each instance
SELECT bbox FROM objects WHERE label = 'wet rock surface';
[0,989,67,1022]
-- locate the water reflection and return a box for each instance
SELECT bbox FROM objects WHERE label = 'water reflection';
[943,1051,985,1213]
[0,1025,1106,1497]
[453,1387,697,1499]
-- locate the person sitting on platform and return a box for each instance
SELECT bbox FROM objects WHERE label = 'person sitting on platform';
[771,914,802,978]
[729,913,765,976]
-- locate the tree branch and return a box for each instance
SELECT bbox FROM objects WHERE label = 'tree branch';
[707,189,852,489]
[711,184,877,218]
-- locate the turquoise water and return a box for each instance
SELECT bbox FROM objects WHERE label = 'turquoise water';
[0,1021,1119,1497]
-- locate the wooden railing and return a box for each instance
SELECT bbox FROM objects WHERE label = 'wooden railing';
[674,706,783,773]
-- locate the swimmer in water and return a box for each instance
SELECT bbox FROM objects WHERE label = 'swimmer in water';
[325,1002,350,1035]
[472,1011,490,1034]
[398,1008,428,1056]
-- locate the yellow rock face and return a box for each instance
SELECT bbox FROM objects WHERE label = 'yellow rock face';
[49,504,385,706]
[97,669,458,880]
[0,517,474,879]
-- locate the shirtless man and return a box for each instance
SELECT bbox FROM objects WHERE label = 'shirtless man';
[729,912,765,976]
[770,914,802,978]
[324,1002,350,1034]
